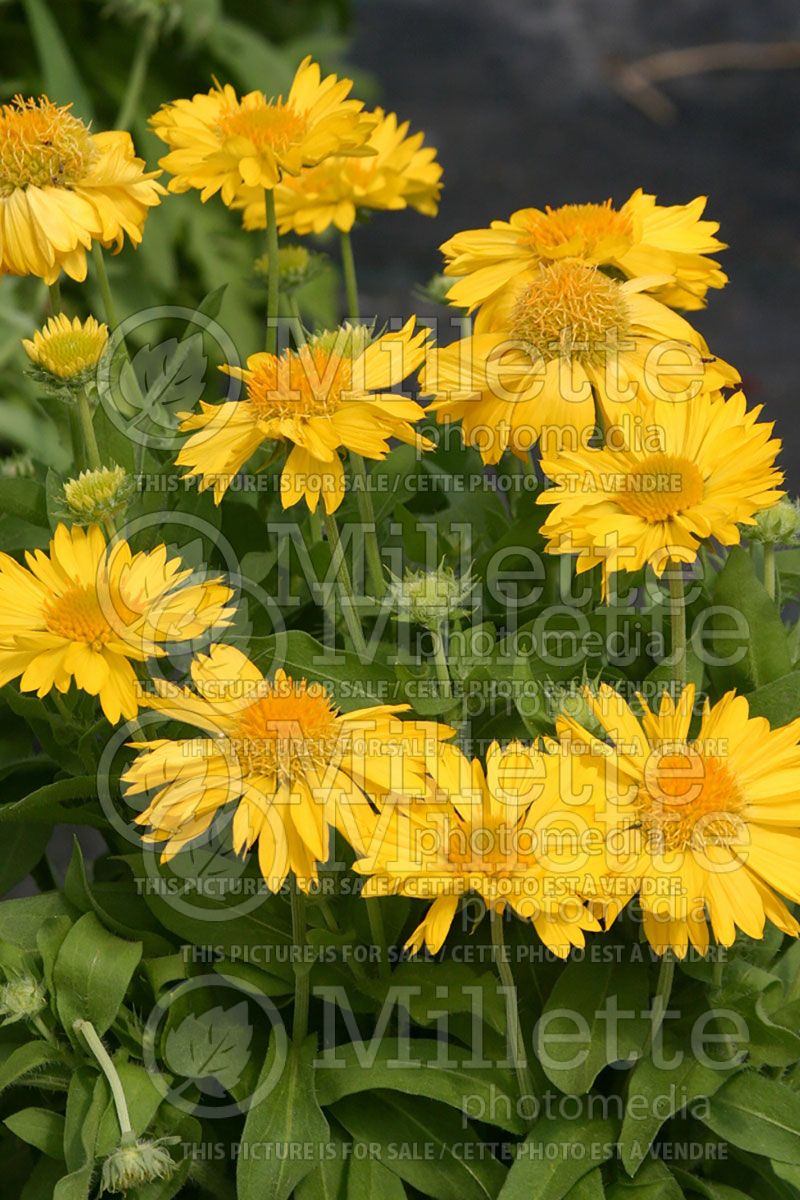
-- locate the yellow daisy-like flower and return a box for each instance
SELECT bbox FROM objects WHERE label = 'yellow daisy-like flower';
[421,261,738,463]
[124,644,454,891]
[150,57,375,202]
[0,524,234,723]
[537,390,783,595]
[235,106,442,235]
[23,313,109,380]
[351,740,600,957]
[0,96,163,284]
[441,190,727,320]
[176,320,433,512]
[557,683,800,957]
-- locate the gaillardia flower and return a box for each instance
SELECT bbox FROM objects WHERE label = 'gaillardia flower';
[23,313,108,382]
[420,261,738,464]
[537,391,783,594]
[236,106,442,235]
[0,524,234,723]
[176,320,433,512]
[351,740,600,956]
[441,191,727,320]
[124,644,453,890]
[557,684,800,957]
[0,96,163,283]
[150,57,375,202]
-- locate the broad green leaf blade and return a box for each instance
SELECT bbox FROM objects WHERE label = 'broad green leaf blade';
[0,1040,66,1094]
[701,1071,800,1163]
[707,547,789,690]
[498,1115,618,1200]
[607,1158,681,1199]
[53,911,142,1039]
[5,1106,65,1158]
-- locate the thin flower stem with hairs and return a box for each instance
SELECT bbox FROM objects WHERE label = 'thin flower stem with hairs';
[489,908,536,1126]
[323,509,368,656]
[264,188,280,355]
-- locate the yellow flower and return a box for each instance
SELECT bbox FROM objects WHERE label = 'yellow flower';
[441,190,727,320]
[0,524,234,723]
[124,645,454,891]
[557,683,800,957]
[150,57,375,202]
[421,261,738,463]
[176,320,433,512]
[538,390,783,595]
[351,740,600,957]
[23,313,108,380]
[0,96,163,284]
[236,106,442,234]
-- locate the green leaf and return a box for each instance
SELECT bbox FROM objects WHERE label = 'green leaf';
[535,956,650,1094]
[0,824,51,896]
[95,1061,163,1154]
[499,1115,618,1200]
[619,1050,730,1175]
[332,1091,506,1200]
[707,547,790,690]
[248,630,400,710]
[701,1071,800,1163]
[607,1159,681,1200]
[315,1038,526,1134]
[346,1151,407,1199]
[0,1041,66,1094]
[0,478,48,526]
[5,1107,65,1159]
[238,1034,330,1200]
[566,1170,605,1200]
[64,839,172,956]
[19,0,94,122]
[0,892,75,950]
[53,912,142,1039]
[745,671,800,727]
[0,775,106,827]
[164,1001,253,1092]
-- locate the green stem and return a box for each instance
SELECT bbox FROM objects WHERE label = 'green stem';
[712,948,725,992]
[489,909,535,1125]
[92,244,121,333]
[667,567,687,687]
[644,952,675,1057]
[764,543,777,601]
[264,188,280,355]
[290,882,310,1044]
[432,628,452,701]
[350,452,385,599]
[32,1013,59,1047]
[340,229,359,318]
[47,280,61,315]
[288,295,307,346]
[366,900,390,979]
[323,509,367,656]
[114,15,159,131]
[77,387,102,471]
[74,1019,133,1139]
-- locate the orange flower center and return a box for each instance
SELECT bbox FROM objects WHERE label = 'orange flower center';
[639,746,744,852]
[510,261,631,365]
[44,584,111,649]
[520,200,633,257]
[230,677,341,781]
[616,453,705,522]
[247,345,353,423]
[0,96,95,195]
[217,97,307,157]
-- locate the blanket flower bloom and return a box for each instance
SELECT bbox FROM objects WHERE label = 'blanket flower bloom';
[441,191,727,320]
[0,524,234,723]
[420,260,738,463]
[537,390,783,595]
[176,320,433,512]
[556,683,800,957]
[150,57,375,203]
[0,96,163,283]
[124,644,453,890]
[351,740,600,956]
[236,106,442,234]
[23,313,108,381]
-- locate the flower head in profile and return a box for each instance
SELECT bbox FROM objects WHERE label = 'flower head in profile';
[557,683,800,957]
[23,313,108,384]
[537,391,783,595]
[124,644,454,891]
[441,190,727,320]
[0,524,234,723]
[0,96,163,283]
[236,106,442,234]
[352,740,600,957]
[150,57,375,203]
[421,260,739,465]
[176,319,433,513]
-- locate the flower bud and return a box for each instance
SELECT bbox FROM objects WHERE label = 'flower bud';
[254,244,327,296]
[100,1136,179,1194]
[62,465,135,526]
[388,562,476,631]
[0,975,47,1026]
[745,497,800,546]
[23,314,109,387]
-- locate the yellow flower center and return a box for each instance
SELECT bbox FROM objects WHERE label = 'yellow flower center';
[616,453,705,522]
[44,584,111,649]
[230,677,341,783]
[520,200,633,257]
[510,261,631,365]
[247,345,353,422]
[0,96,95,196]
[639,747,744,853]
[218,97,307,157]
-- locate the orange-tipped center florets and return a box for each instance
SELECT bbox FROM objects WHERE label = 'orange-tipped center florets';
[247,345,354,422]
[217,96,307,157]
[0,96,95,195]
[640,747,744,852]
[521,200,633,257]
[230,676,341,781]
[617,453,705,523]
[510,261,631,365]
[44,584,111,649]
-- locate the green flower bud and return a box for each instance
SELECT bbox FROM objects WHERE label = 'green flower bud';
[388,562,476,631]
[100,1136,179,1194]
[745,498,800,546]
[254,244,328,296]
[547,678,606,738]
[415,273,458,307]
[62,465,135,526]
[310,322,373,359]
[0,975,47,1026]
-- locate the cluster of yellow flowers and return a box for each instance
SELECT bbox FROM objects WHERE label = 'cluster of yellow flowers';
[0,57,798,963]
